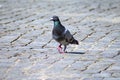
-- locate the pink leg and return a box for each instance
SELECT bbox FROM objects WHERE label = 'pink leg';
[57,44,64,54]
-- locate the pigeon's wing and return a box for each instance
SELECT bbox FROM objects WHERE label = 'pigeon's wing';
[64,29,74,42]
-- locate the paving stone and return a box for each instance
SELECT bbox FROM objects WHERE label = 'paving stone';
[92,72,111,78]
[99,50,119,58]
[103,78,120,80]
[83,61,112,74]
[107,64,120,73]
[112,72,120,78]
[82,78,103,80]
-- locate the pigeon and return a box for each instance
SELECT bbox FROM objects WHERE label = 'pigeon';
[50,16,79,54]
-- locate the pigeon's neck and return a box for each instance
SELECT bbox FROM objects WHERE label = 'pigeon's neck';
[54,21,61,27]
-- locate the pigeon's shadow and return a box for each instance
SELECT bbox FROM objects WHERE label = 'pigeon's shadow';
[67,52,85,54]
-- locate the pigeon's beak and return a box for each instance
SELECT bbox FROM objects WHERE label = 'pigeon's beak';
[50,18,53,21]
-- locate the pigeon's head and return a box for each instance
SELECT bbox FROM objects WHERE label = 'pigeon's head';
[50,16,59,21]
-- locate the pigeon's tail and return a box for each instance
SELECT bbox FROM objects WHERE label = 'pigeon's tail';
[70,39,79,45]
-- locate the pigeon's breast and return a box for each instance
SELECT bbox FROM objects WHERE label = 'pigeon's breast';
[52,28,64,40]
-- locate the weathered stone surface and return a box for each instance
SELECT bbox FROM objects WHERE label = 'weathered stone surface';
[0,0,120,79]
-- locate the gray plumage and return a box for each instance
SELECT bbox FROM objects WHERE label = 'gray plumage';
[50,16,79,53]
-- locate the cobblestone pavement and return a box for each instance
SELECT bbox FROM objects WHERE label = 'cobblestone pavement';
[0,0,120,80]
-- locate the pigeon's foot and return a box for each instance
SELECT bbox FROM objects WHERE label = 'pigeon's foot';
[57,47,64,54]
[57,44,65,54]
